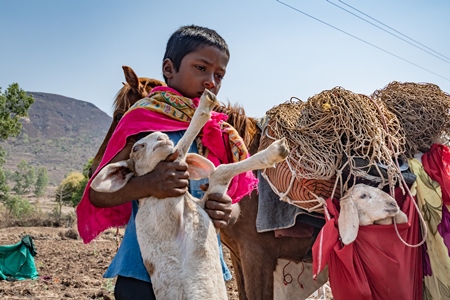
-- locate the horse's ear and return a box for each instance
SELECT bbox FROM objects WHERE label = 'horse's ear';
[91,160,135,193]
[122,66,140,90]
[338,194,360,245]
[185,153,216,180]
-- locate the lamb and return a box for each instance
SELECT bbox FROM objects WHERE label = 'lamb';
[338,183,408,245]
[90,89,289,300]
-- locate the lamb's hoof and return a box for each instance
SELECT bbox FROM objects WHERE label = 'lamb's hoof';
[270,138,290,160]
[263,138,290,166]
[200,89,217,105]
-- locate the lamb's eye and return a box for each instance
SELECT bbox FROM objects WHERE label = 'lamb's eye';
[360,193,367,199]
[133,144,144,152]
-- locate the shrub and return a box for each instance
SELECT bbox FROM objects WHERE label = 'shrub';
[5,194,34,219]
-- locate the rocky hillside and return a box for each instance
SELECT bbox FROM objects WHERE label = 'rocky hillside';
[0,92,112,185]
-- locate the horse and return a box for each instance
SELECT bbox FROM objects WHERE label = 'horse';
[89,67,325,299]
[214,104,325,300]
[88,66,165,178]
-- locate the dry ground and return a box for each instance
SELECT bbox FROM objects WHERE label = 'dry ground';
[0,226,243,300]
[0,194,330,300]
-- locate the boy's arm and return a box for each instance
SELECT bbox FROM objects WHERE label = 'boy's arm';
[89,144,190,208]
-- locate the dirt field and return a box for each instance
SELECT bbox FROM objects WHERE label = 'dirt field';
[0,188,331,300]
[0,226,242,300]
[0,226,328,300]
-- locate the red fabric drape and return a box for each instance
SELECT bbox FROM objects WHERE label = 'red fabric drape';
[422,144,450,206]
[313,190,422,300]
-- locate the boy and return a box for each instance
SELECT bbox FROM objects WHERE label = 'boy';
[76,25,256,299]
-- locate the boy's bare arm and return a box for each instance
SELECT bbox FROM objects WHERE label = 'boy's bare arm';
[89,146,189,208]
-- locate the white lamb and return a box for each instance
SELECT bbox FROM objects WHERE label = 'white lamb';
[338,183,408,245]
[91,89,289,300]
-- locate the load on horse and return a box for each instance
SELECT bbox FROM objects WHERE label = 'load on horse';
[83,66,450,300]
[254,82,450,300]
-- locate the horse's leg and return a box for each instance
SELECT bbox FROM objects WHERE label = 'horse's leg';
[240,243,278,299]
[223,193,277,299]
[221,214,248,300]
[229,248,248,300]
[223,229,278,300]
[222,191,319,300]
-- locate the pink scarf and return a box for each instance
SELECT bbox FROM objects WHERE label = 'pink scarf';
[76,87,258,243]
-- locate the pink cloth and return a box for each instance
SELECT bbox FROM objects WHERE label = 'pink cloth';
[76,88,258,243]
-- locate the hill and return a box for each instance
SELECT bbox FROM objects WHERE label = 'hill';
[0,92,112,185]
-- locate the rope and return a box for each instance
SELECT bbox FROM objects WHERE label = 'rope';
[368,96,428,247]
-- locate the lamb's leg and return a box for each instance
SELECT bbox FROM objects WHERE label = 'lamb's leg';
[174,89,218,159]
[205,138,289,197]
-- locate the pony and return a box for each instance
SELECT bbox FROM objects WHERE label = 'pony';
[89,67,324,299]
[214,104,323,299]
[88,66,165,178]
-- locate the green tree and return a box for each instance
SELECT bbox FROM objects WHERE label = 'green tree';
[71,158,92,207]
[24,164,36,194]
[34,167,49,198]
[0,83,34,141]
[11,160,35,195]
[0,83,34,204]
[4,194,34,219]
[55,172,84,221]
[0,150,9,203]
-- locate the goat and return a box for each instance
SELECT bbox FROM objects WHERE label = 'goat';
[338,183,408,245]
[91,89,289,299]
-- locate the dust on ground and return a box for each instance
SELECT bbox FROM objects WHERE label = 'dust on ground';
[0,226,329,300]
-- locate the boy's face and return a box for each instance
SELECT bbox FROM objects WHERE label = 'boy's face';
[163,46,229,99]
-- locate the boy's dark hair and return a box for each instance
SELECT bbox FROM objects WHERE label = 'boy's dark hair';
[163,25,229,81]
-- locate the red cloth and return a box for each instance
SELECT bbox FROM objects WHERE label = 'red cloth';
[76,89,257,243]
[422,144,450,205]
[313,190,422,300]
[422,143,450,257]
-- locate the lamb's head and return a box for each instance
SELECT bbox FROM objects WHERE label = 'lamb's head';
[131,132,174,176]
[338,183,408,245]
[349,184,401,225]
[91,132,175,193]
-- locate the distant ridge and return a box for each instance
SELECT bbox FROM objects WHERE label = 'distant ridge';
[1,92,112,185]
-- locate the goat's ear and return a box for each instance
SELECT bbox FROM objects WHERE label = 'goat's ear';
[338,196,360,245]
[394,210,408,224]
[185,153,216,180]
[91,160,134,193]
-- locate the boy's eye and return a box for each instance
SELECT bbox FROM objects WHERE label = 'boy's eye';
[196,65,206,71]
[216,73,224,80]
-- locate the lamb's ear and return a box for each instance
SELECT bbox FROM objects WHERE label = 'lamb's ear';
[185,153,216,180]
[91,160,135,193]
[338,195,360,245]
[394,211,408,224]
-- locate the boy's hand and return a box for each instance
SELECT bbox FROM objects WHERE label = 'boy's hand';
[148,151,190,199]
[201,184,238,228]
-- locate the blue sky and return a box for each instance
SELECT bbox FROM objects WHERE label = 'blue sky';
[1,0,449,118]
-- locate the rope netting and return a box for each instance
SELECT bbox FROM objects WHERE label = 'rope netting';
[259,87,406,211]
[371,81,450,157]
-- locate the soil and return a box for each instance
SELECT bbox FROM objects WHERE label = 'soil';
[0,226,327,300]
[0,226,241,300]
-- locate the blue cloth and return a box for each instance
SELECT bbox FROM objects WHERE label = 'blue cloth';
[256,172,325,232]
[104,131,231,282]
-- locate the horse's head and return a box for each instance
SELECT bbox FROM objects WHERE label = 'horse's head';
[88,66,165,178]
